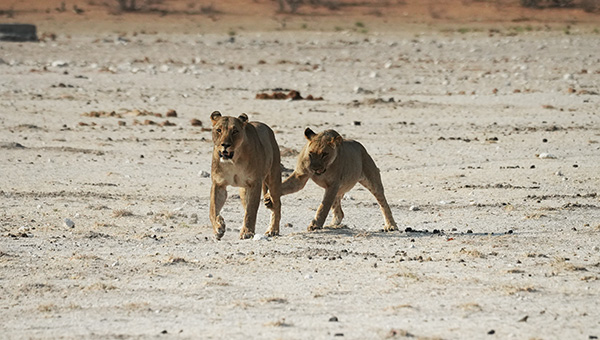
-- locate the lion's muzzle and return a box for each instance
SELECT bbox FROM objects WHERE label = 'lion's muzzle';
[313,168,326,176]
[218,143,235,162]
[219,150,234,160]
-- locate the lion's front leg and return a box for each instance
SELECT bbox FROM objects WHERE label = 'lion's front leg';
[308,185,339,231]
[240,182,262,239]
[264,171,309,209]
[210,183,228,240]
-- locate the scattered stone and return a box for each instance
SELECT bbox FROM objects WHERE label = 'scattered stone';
[166,109,177,117]
[199,171,210,178]
[0,142,25,149]
[409,205,420,211]
[160,120,176,127]
[190,119,203,127]
[255,90,323,101]
[51,60,69,67]
[538,153,557,159]
[64,218,75,228]
[329,316,339,322]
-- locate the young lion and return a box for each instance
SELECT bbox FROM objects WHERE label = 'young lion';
[266,128,397,232]
[209,111,281,240]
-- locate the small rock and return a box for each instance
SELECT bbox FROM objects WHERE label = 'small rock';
[199,170,210,178]
[329,316,339,322]
[206,273,213,278]
[52,60,69,67]
[538,153,557,159]
[409,205,420,211]
[64,218,75,228]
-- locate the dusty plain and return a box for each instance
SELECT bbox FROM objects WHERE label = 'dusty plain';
[1,1,600,339]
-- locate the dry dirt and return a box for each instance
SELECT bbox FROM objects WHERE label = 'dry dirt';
[1,1,600,339]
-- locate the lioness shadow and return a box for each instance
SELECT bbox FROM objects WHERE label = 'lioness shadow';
[286,225,415,239]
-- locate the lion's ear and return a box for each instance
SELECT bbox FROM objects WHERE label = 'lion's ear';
[331,135,343,147]
[238,113,248,123]
[304,128,316,140]
[210,111,222,126]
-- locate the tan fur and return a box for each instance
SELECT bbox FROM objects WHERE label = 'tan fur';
[266,128,397,232]
[209,111,281,240]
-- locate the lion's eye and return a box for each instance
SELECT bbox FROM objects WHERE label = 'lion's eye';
[232,129,238,135]
[321,152,328,158]
[216,128,222,133]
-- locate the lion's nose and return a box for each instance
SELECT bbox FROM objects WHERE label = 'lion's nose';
[221,143,231,148]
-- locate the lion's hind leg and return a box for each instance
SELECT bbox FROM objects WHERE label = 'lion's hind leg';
[325,195,346,228]
[359,168,397,232]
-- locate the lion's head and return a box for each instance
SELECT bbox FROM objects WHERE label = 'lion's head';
[303,128,343,175]
[210,111,248,163]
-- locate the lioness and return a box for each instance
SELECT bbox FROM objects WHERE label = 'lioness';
[266,128,397,232]
[209,111,281,240]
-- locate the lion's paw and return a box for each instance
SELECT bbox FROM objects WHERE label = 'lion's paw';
[383,224,398,232]
[265,229,280,237]
[307,221,323,231]
[263,194,273,209]
[240,229,255,240]
[213,216,226,240]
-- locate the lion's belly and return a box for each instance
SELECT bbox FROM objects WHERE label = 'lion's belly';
[311,171,360,194]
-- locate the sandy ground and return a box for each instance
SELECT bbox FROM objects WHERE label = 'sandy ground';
[1,2,600,338]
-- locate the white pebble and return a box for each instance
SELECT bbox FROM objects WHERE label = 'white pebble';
[538,153,557,159]
[52,60,69,67]
[253,234,268,241]
[198,170,210,178]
